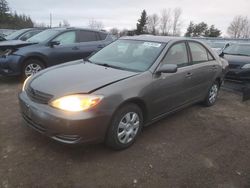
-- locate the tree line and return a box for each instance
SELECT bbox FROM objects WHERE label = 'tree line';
[1,0,250,39]
[0,0,33,29]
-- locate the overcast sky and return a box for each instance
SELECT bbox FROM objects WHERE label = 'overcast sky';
[7,0,250,35]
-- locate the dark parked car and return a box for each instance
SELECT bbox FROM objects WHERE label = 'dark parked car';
[222,43,250,80]
[0,34,6,41]
[206,41,231,54]
[0,28,114,78]
[4,28,44,41]
[19,36,227,150]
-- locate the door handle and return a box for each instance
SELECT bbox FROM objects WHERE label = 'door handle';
[211,65,217,71]
[72,46,79,50]
[185,72,193,78]
[97,45,104,48]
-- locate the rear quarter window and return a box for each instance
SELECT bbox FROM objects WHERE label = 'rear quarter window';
[99,32,108,40]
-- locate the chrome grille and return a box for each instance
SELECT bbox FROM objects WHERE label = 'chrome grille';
[26,86,53,104]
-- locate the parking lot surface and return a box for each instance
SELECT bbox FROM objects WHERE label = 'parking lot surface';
[1,77,250,188]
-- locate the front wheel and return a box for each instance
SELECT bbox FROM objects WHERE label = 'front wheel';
[105,104,143,150]
[203,81,220,106]
[22,59,45,78]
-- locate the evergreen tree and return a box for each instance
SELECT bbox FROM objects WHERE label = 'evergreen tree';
[136,10,148,35]
[206,25,221,37]
[0,0,34,29]
[185,22,195,37]
[185,21,221,37]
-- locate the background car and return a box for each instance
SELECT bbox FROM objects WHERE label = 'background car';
[4,28,44,41]
[206,41,231,54]
[222,43,250,80]
[0,34,6,41]
[19,36,227,149]
[0,27,114,78]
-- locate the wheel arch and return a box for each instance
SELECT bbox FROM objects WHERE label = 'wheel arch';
[114,97,149,125]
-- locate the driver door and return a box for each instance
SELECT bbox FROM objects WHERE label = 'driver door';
[47,31,80,66]
[150,42,194,117]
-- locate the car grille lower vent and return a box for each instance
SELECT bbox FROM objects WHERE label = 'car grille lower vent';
[26,86,53,104]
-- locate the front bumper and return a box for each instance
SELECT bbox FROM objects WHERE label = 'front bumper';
[19,92,111,144]
[0,55,23,76]
[226,68,250,81]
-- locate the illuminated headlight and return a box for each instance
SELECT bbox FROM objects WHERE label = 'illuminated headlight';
[241,64,250,69]
[50,94,103,112]
[22,76,31,91]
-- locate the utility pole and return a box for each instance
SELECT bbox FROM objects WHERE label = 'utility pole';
[50,13,52,28]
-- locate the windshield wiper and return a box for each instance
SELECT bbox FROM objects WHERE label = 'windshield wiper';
[95,63,123,70]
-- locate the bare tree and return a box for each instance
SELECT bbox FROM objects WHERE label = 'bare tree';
[147,14,159,35]
[109,28,119,36]
[34,22,46,28]
[62,20,70,27]
[88,19,104,30]
[242,20,250,38]
[172,8,182,36]
[227,16,250,38]
[160,9,172,36]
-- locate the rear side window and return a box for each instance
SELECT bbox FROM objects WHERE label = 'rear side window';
[99,32,108,40]
[78,31,98,42]
[162,42,189,67]
[189,42,209,63]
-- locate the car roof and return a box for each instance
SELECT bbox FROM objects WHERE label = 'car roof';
[120,35,199,43]
[49,27,108,34]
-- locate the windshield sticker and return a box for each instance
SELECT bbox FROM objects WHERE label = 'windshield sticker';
[143,42,161,48]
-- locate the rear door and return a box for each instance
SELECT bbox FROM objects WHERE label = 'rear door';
[187,41,219,100]
[48,30,80,65]
[77,30,105,59]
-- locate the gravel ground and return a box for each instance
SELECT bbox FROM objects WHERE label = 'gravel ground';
[0,77,250,188]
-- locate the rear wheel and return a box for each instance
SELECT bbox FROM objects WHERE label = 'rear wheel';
[203,81,220,106]
[105,104,143,150]
[22,59,45,78]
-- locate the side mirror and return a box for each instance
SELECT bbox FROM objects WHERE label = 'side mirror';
[219,51,224,58]
[48,41,60,47]
[156,64,178,74]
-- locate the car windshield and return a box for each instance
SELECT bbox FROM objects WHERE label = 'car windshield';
[27,30,60,43]
[224,44,250,56]
[89,39,165,72]
[5,29,29,40]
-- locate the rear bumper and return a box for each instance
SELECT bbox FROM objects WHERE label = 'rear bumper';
[0,55,23,76]
[19,91,112,144]
[226,68,250,81]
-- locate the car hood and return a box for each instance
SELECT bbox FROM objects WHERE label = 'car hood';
[0,40,36,49]
[224,54,250,66]
[29,60,139,97]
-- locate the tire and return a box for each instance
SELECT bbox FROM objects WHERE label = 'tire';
[203,81,220,107]
[105,104,143,150]
[22,59,45,79]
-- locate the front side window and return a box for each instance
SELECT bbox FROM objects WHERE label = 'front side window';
[53,31,76,45]
[89,39,165,72]
[189,42,209,63]
[27,30,60,43]
[162,42,189,67]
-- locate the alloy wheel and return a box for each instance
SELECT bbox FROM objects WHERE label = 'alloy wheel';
[25,63,42,77]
